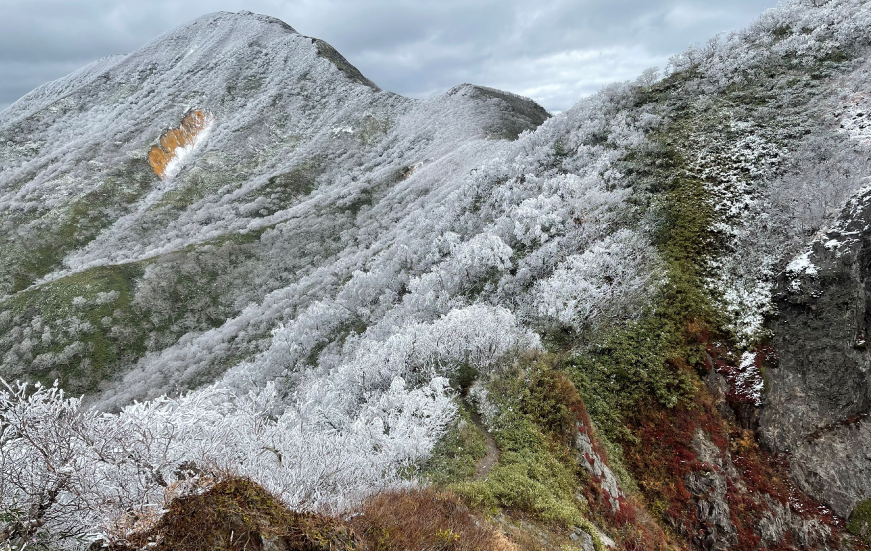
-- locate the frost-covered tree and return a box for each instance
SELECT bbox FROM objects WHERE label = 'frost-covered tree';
[1,304,540,548]
[533,229,663,332]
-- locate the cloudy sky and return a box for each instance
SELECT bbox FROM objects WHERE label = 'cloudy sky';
[0,0,781,113]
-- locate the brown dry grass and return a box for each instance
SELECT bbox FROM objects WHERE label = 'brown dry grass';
[351,489,520,551]
[148,110,209,179]
[110,477,359,551]
[108,480,556,551]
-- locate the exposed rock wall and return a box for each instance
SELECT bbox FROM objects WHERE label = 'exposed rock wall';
[573,421,624,513]
[686,429,738,551]
[761,188,871,518]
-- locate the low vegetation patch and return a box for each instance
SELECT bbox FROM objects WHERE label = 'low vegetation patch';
[423,403,489,485]
[452,364,590,527]
[110,481,524,551]
[351,489,519,551]
[848,500,871,543]
[112,477,359,551]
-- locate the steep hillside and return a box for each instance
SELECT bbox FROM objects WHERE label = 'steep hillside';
[3,1,871,550]
[0,11,549,402]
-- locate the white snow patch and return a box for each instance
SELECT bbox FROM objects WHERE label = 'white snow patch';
[162,114,215,181]
[736,351,765,407]
[786,251,818,276]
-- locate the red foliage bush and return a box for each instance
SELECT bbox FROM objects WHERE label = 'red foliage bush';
[110,477,359,551]
[623,381,848,550]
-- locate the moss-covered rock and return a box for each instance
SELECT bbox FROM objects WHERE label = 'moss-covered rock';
[848,500,871,542]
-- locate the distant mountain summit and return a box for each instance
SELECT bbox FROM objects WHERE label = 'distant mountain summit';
[0,11,549,403]
[0,10,547,287]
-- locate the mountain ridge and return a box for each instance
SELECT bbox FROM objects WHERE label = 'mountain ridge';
[0,9,553,406]
[3,2,871,549]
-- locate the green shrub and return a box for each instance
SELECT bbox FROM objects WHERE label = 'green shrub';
[450,368,590,527]
[467,449,583,525]
[570,316,697,442]
[522,368,584,443]
[848,500,871,542]
[424,404,488,485]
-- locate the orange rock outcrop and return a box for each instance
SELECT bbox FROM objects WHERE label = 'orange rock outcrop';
[148,110,210,179]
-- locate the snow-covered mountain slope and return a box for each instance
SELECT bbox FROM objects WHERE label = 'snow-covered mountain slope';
[0,11,555,401]
[5,1,871,548]
[1,10,663,541]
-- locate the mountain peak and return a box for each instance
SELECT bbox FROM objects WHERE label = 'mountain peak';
[178,10,299,34]
[0,9,550,317]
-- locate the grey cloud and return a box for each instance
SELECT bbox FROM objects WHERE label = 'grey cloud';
[0,0,780,113]
[0,60,88,110]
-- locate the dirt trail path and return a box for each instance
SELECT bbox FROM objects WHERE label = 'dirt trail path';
[469,408,500,480]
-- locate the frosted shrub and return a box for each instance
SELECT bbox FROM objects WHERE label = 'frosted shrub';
[0,377,456,547]
[0,305,540,547]
[534,229,663,332]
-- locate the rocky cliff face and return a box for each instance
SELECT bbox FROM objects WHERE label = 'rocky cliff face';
[761,188,871,519]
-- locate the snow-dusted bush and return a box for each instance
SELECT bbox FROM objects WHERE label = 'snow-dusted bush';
[0,304,541,548]
[0,377,454,547]
[533,229,663,332]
